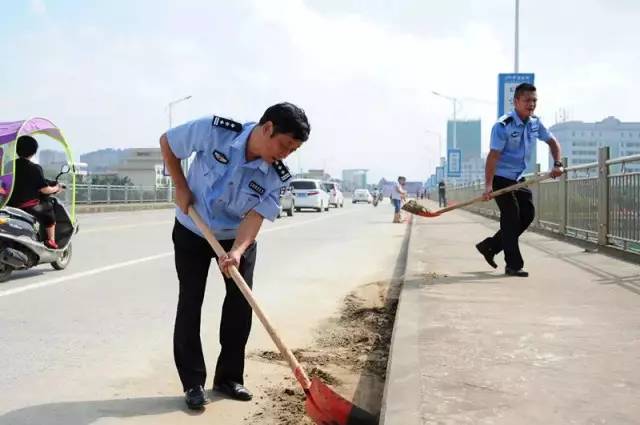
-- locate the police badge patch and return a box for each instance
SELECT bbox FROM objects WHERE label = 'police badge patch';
[249,180,266,195]
[213,150,229,164]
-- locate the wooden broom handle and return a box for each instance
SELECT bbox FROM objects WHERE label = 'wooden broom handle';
[187,207,312,390]
[437,172,553,214]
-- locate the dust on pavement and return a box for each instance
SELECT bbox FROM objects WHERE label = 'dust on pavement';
[247,280,399,424]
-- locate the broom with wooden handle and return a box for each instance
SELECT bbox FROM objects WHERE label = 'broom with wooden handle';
[403,172,553,218]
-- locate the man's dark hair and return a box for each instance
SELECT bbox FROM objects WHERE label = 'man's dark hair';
[514,83,536,99]
[16,135,39,158]
[259,102,311,142]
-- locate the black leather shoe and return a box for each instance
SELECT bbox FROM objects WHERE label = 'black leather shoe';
[475,241,497,269]
[213,380,253,401]
[184,385,208,410]
[505,267,529,277]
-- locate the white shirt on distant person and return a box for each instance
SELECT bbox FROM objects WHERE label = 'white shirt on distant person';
[391,182,405,200]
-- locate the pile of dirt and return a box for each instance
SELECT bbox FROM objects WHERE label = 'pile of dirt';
[250,387,312,425]
[248,280,398,424]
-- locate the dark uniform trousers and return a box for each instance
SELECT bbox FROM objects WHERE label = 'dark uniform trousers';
[438,189,446,207]
[480,176,535,270]
[172,219,256,391]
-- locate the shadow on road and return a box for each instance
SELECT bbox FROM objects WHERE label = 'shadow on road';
[0,395,212,425]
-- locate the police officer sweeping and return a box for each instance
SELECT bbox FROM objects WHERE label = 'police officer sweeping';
[159,102,310,409]
[475,83,563,277]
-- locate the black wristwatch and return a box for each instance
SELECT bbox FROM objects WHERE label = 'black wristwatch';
[553,160,563,168]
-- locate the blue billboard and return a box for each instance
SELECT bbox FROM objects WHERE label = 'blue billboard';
[498,73,535,117]
[447,148,462,178]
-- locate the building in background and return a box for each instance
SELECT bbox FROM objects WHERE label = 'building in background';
[80,148,126,173]
[549,117,640,171]
[38,149,67,169]
[404,181,424,197]
[447,120,482,161]
[342,169,368,192]
[116,148,167,187]
[294,169,332,181]
[377,178,395,197]
[445,120,488,184]
[37,149,89,183]
[459,157,485,184]
[447,119,481,161]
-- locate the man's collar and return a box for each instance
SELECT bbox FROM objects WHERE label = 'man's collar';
[232,123,269,174]
[510,110,525,126]
[230,122,255,152]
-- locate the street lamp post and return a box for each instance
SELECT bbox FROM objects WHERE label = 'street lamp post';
[432,91,458,150]
[168,95,192,171]
[515,0,520,72]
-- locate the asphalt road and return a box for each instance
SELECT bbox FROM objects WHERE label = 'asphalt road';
[0,199,408,425]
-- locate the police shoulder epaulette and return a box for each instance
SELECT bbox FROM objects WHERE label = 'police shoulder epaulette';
[498,114,514,125]
[272,160,291,182]
[212,115,243,133]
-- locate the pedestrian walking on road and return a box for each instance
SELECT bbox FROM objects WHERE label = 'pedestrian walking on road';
[475,83,563,277]
[391,176,407,223]
[159,102,310,409]
[437,180,446,207]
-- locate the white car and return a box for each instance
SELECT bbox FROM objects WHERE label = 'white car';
[277,186,295,218]
[322,182,344,208]
[290,179,330,212]
[352,189,373,204]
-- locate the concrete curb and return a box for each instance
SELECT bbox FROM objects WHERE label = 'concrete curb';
[379,218,424,425]
[76,203,174,214]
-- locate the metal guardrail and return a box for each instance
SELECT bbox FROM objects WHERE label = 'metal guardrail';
[74,184,175,204]
[431,148,640,255]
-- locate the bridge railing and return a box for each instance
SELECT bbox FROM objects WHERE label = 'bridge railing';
[74,184,175,204]
[431,148,640,255]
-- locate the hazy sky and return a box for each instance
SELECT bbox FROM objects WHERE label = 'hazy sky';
[1,0,637,181]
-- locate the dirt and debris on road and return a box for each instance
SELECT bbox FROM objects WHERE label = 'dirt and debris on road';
[247,280,399,424]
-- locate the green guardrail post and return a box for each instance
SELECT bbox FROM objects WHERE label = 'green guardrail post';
[559,157,568,235]
[597,147,610,245]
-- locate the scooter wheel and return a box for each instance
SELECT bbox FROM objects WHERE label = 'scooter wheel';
[0,264,13,283]
[52,243,72,270]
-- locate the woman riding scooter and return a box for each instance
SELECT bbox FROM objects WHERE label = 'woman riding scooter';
[7,136,63,249]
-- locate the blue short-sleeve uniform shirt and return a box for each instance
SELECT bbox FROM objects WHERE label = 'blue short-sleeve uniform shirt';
[490,110,553,181]
[167,115,292,240]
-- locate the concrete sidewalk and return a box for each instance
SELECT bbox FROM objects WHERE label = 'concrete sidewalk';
[381,204,640,425]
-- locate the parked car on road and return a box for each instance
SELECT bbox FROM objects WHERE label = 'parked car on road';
[352,189,373,204]
[278,186,295,218]
[290,179,330,212]
[322,182,344,208]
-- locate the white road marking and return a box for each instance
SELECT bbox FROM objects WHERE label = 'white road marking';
[81,221,174,233]
[0,208,359,298]
[0,252,172,298]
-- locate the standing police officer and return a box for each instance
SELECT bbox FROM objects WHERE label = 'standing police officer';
[159,103,310,409]
[437,180,446,207]
[475,83,563,277]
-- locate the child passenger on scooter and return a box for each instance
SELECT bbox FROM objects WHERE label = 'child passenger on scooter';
[7,136,63,249]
